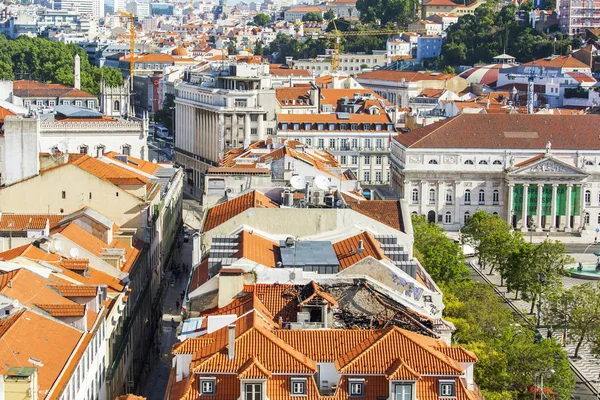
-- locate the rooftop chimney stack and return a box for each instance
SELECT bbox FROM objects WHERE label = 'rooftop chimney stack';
[74,54,81,90]
[228,324,235,360]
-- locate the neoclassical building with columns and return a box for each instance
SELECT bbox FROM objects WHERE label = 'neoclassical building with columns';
[391,114,600,232]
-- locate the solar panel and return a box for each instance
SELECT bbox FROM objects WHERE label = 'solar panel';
[279,240,340,274]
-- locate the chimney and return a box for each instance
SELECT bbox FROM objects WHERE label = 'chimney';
[228,324,236,360]
[8,279,12,288]
[74,54,81,90]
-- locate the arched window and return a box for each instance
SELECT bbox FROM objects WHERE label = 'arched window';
[113,100,120,111]
[464,160,474,165]
[493,189,499,204]
[412,189,419,204]
[446,190,453,204]
[429,189,436,204]
[493,212,498,216]
[445,211,452,224]
[412,211,418,216]
[585,161,594,166]
[428,159,438,164]
[478,189,485,205]
[585,190,591,205]
[493,160,502,165]
[478,160,488,165]
[464,211,470,224]
[464,189,471,204]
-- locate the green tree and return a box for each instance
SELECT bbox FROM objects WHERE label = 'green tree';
[253,13,271,26]
[227,38,238,55]
[254,39,264,56]
[412,215,469,283]
[544,283,600,358]
[153,93,175,135]
[324,8,336,20]
[302,12,324,22]
[356,0,419,26]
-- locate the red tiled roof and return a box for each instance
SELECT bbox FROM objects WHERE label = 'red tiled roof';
[350,200,404,231]
[358,70,457,82]
[394,114,600,149]
[333,232,389,270]
[50,285,98,297]
[35,303,85,317]
[523,55,590,69]
[203,191,278,232]
[13,80,95,99]
[0,214,63,231]
[0,106,16,123]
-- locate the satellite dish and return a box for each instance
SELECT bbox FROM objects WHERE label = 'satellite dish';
[69,247,80,258]
[314,175,329,191]
[57,141,68,154]
[290,175,306,190]
[54,240,64,252]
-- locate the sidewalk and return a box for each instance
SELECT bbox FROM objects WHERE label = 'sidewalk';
[469,260,600,396]
[142,236,193,400]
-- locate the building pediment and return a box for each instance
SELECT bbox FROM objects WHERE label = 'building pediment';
[507,155,588,178]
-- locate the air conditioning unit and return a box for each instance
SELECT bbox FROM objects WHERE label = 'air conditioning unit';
[312,191,325,206]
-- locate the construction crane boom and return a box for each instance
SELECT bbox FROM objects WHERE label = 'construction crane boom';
[318,21,404,72]
[118,10,135,80]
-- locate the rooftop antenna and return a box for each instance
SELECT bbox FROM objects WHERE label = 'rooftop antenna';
[527,62,537,114]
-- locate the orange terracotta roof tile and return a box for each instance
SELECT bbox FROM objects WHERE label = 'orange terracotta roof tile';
[274,329,376,361]
[0,309,82,396]
[60,258,90,271]
[358,70,457,82]
[0,214,63,231]
[298,280,338,307]
[436,346,478,363]
[35,303,85,317]
[514,153,545,167]
[386,358,421,380]
[243,284,299,323]
[50,285,98,297]
[117,395,147,400]
[13,80,95,99]
[237,357,272,379]
[236,230,280,267]
[333,231,388,270]
[523,55,590,69]
[0,268,77,309]
[203,190,278,232]
[349,200,404,232]
[0,105,16,122]
[335,326,463,375]
[173,337,214,354]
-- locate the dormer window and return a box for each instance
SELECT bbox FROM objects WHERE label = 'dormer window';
[328,123,335,130]
[200,377,216,395]
[293,123,300,130]
[348,378,364,397]
[439,380,456,398]
[291,377,307,396]
[362,123,370,130]
[245,383,262,400]
[317,123,324,130]
[304,123,311,130]
[281,123,288,130]
[340,123,347,130]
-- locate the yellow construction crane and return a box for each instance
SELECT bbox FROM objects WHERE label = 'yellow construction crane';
[323,21,405,72]
[118,10,135,80]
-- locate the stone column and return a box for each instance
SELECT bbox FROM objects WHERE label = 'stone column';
[437,181,444,218]
[244,113,251,145]
[565,184,573,232]
[521,184,529,232]
[454,181,461,227]
[257,114,265,140]
[419,181,426,215]
[507,184,514,226]
[536,184,543,232]
[579,184,586,230]
[551,184,558,232]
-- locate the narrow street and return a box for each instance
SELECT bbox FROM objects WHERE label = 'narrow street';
[142,191,201,400]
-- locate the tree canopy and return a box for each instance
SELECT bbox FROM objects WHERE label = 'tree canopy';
[253,13,271,26]
[356,0,418,26]
[302,12,324,22]
[440,4,560,66]
[0,35,122,96]
[413,215,575,399]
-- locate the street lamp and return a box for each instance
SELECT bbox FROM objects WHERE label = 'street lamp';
[536,272,546,329]
[533,369,555,400]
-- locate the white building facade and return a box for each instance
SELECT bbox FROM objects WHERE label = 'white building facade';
[391,114,600,232]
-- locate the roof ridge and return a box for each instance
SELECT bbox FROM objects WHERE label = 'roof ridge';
[252,322,317,372]
[335,328,392,372]
[391,326,463,373]
[408,116,456,148]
